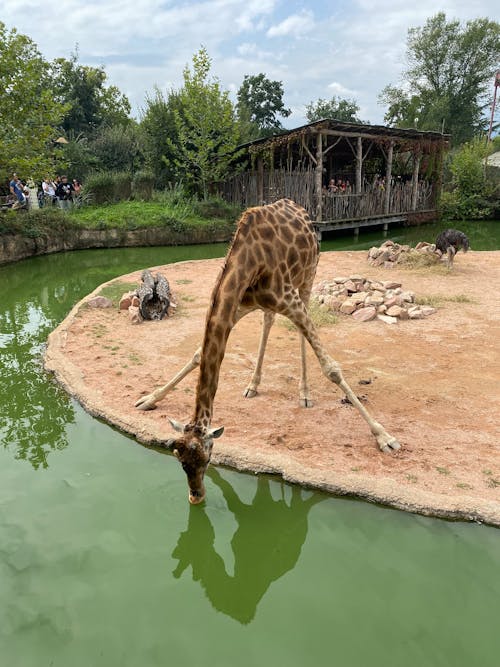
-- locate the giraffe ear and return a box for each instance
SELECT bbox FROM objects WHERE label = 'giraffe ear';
[168,418,186,433]
[208,426,224,439]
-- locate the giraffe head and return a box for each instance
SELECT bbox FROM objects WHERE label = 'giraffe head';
[164,419,224,504]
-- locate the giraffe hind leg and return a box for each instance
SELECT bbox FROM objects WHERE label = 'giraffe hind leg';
[280,295,400,452]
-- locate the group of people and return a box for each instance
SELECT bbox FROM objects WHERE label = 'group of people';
[324,178,352,196]
[6,173,82,211]
[40,175,82,209]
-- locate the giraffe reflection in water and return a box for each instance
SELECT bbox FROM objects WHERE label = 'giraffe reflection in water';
[172,468,324,624]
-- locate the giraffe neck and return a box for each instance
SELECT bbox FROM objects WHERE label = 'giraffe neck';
[192,267,247,428]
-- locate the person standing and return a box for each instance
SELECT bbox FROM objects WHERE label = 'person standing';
[9,173,26,210]
[42,177,57,206]
[55,175,75,210]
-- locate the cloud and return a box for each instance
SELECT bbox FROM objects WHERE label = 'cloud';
[266,10,315,38]
[328,82,358,97]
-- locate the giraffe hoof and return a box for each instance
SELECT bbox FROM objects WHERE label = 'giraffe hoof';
[378,435,401,453]
[243,388,258,399]
[299,398,314,408]
[135,395,158,411]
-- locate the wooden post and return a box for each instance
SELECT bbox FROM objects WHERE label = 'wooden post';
[411,151,422,211]
[384,141,394,214]
[257,156,264,205]
[315,133,323,221]
[355,136,363,194]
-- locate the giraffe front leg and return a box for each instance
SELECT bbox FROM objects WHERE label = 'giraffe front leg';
[243,311,274,399]
[135,348,201,410]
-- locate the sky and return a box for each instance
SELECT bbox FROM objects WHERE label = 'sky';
[2,0,499,127]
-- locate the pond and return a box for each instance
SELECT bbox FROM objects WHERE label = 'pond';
[1,226,499,667]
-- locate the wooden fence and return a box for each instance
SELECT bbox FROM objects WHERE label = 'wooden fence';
[221,170,436,220]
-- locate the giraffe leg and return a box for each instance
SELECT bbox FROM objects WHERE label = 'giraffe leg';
[281,295,400,452]
[299,334,313,407]
[135,347,201,410]
[243,311,275,398]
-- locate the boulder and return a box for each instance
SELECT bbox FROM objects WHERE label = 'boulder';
[352,306,377,322]
[128,305,143,324]
[88,296,113,309]
[377,314,398,325]
[340,299,357,315]
[386,305,403,318]
[119,294,132,310]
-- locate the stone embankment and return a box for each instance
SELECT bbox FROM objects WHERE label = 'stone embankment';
[367,239,441,267]
[312,275,436,323]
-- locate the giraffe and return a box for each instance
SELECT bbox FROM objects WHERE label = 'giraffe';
[135,199,400,504]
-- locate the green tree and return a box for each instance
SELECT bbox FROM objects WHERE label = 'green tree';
[0,22,68,182]
[236,73,291,138]
[89,123,143,173]
[305,96,364,123]
[50,52,131,137]
[140,87,184,188]
[379,13,500,143]
[171,47,243,199]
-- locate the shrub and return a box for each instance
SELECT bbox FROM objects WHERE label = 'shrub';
[132,170,155,201]
[84,171,132,205]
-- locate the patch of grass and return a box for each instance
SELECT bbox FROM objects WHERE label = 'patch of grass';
[128,353,141,364]
[483,469,493,476]
[456,482,473,490]
[406,474,418,483]
[435,466,451,476]
[92,323,107,338]
[398,250,441,269]
[181,295,196,303]
[175,279,193,285]
[415,293,477,308]
[98,281,137,306]
[487,478,500,488]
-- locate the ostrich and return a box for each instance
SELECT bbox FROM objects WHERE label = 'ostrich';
[435,229,470,269]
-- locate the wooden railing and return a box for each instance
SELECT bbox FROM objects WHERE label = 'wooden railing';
[221,170,436,220]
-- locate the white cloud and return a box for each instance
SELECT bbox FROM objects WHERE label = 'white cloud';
[266,10,315,38]
[328,82,357,97]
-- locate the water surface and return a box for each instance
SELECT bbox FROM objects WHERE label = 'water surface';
[1,231,499,666]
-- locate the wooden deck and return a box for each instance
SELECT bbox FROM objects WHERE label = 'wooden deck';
[312,210,437,240]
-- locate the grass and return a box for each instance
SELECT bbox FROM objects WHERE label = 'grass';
[435,466,451,475]
[98,280,137,306]
[415,293,477,308]
[279,300,339,331]
[397,250,442,269]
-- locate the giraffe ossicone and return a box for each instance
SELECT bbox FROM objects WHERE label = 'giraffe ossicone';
[135,199,400,504]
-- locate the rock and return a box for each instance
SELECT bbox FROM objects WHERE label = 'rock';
[377,314,398,324]
[333,277,349,284]
[381,239,395,247]
[399,309,410,320]
[365,294,385,307]
[377,304,387,314]
[326,296,343,311]
[131,295,140,307]
[401,291,415,303]
[368,247,380,259]
[88,296,113,308]
[421,306,437,317]
[386,305,403,317]
[119,294,132,310]
[340,299,357,315]
[128,305,143,324]
[351,291,369,305]
[408,307,423,319]
[349,274,364,281]
[370,281,384,291]
[352,306,377,322]
[344,280,357,292]
[373,249,391,266]
[384,295,402,308]
[382,280,402,290]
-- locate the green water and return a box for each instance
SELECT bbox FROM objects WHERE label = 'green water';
[1,231,499,667]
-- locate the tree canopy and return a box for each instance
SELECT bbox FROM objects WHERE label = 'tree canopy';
[380,13,500,143]
[0,22,68,181]
[168,47,243,198]
[305,96,364,124]
[237,73,291,138]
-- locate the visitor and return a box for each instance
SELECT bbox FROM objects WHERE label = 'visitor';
[42,177,57,206]
[55,175,75,210]
[9,173,26,210]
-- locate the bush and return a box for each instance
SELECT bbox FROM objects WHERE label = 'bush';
[84,171,132,205]
[132,170,155,201]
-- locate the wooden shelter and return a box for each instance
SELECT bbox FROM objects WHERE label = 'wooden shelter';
[221,119,449,233]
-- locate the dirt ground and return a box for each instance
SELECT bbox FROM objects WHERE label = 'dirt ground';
[44,250,500,526]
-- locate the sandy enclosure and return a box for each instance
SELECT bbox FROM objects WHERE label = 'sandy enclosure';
[44,250,500,526]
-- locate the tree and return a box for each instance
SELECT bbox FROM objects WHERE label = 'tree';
[0,22,68,182]
[50,52,131,137]
[140,87,184,188]
[379,13,500,144]
[236,73,291,138]
[171,47,243,199]
[305,96,364,124]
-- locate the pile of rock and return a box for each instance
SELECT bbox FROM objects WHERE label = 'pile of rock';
[367,240,441,267]
[119,291,144,324]
[312,275,436,324]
